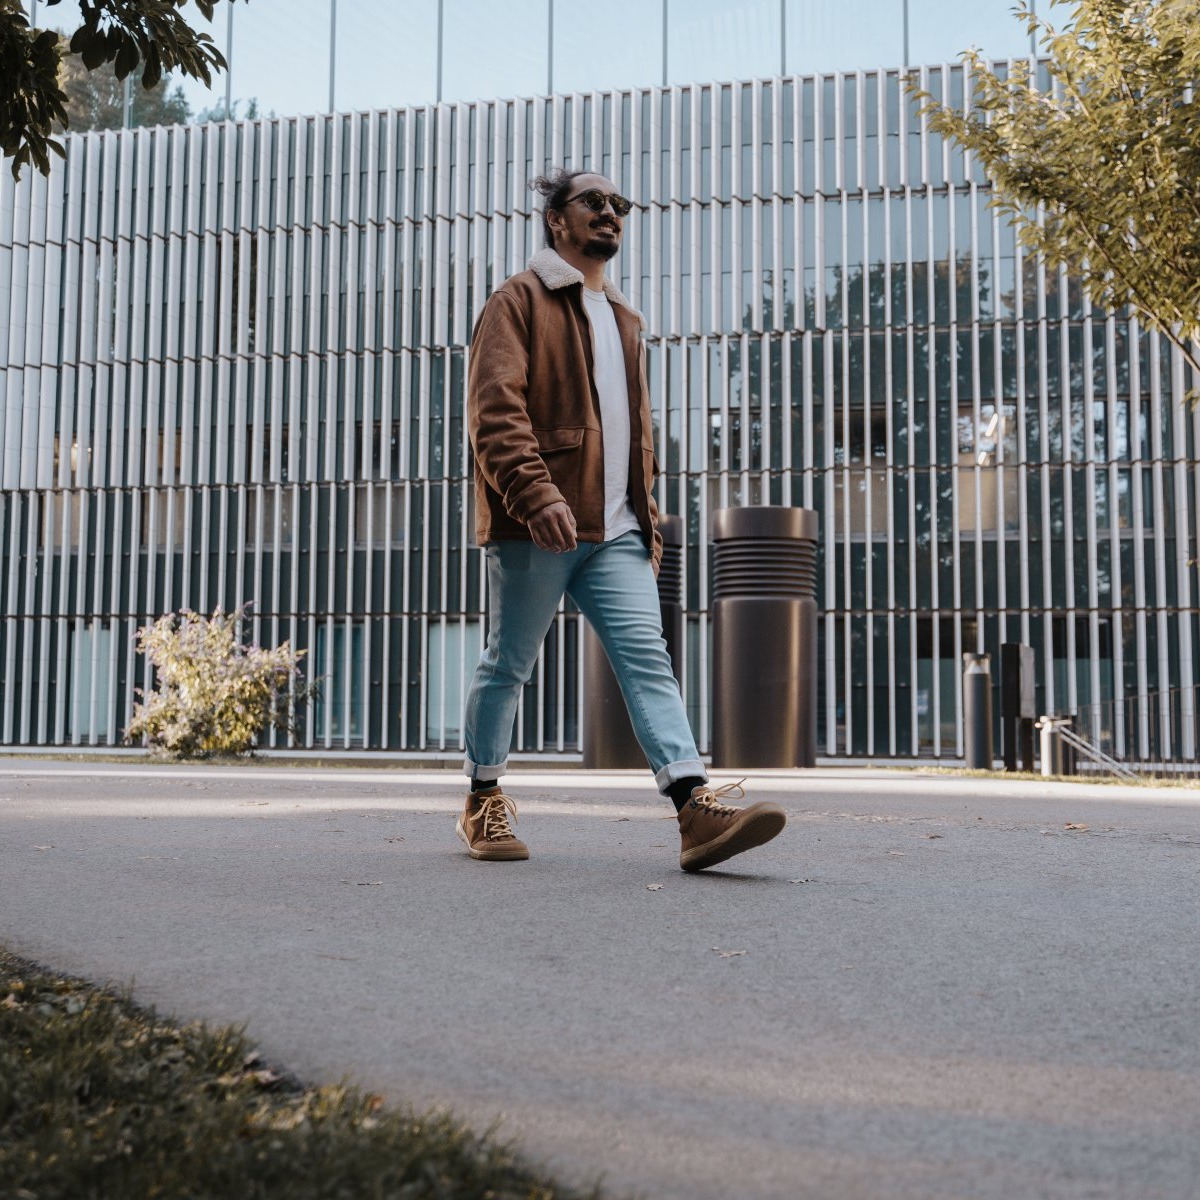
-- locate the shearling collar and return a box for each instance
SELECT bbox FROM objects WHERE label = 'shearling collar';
[527,248,647,331]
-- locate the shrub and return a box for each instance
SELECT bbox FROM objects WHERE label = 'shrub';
[126,605,316,758]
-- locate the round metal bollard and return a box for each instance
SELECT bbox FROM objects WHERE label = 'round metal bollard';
[710,506,818,768]
[1036,715,1071,777]
[962,652,994,769]
[582,515,685,768]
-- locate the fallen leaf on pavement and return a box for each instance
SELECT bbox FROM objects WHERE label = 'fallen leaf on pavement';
[384,837,405,843]
[712,948,746,958]
[32,846,53,851]
[1064,823,1089,831]
[925,834,944,839]
[789,878,813,884]
[646,883,664,891]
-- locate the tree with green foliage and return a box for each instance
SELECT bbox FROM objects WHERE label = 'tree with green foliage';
[1,0,234,178]
[914,0,1200,385]
[58,45,192,131]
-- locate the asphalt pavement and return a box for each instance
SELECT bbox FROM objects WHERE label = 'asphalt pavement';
[2,760,1199,1200]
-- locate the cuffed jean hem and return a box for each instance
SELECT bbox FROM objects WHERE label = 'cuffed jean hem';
[653,758,709,795]
[464,758,506,784]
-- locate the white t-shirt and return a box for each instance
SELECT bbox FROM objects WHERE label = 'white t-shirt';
[581,286,641,542]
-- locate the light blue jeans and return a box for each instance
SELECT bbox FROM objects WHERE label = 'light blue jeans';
[464,532,707,793]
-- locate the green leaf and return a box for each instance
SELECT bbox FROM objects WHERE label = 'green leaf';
[142,45,162,89]
[114,38,139,81]
[80,34,107,71]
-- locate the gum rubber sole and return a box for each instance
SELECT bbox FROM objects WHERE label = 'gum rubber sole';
[455,818,530,861]
[679,803,787,872]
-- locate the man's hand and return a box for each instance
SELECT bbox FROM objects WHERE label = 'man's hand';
[527,501,578,553]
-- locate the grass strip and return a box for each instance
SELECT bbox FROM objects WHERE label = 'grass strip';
[0,948,610,1200]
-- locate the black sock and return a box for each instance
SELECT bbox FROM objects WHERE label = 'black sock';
[666,776,706,813]
[470,778,498,794]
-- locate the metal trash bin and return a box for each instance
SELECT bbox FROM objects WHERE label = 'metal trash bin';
[963,652,994,769]
[710,506,818,768]
[582,515,684,768]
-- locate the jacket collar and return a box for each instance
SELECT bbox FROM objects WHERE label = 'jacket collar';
[527,248,647,331]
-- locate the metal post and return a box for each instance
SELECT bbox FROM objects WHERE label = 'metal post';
[1038,715,1067,777]
[224,0,234,118]
[547,0,554,96]
[329,0,337,112]
[436,0,444,103]
[963,652,993,770]
[662,0,669,87]
[779,0,786,77]
[902,0,910,67]
[1001,641,1036,771]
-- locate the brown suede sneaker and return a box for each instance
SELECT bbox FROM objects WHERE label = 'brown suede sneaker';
[456,787,530,861]
[676,782,786,872]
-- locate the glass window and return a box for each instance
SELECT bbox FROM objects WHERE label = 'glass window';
[786,0,903,75]
[442,0,549,103]
[669,0,780,85]
[314,621,365,742]
[336,1,439,112]
[70,622,113,740]
[426,619,483,744]
[908,0,1035,66]
[555,0,662,94]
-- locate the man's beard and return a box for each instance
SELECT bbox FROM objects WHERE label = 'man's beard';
[583,228,620,260]
[583,237,620,261]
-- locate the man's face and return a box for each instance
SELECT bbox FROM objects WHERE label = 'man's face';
[551,175,627,262]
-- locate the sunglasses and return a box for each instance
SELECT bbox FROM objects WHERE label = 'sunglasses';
[567,189,634,218]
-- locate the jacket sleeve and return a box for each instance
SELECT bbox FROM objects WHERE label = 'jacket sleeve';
[467,290,566,525]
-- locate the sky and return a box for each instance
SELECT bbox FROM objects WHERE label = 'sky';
[32,0,1043,122]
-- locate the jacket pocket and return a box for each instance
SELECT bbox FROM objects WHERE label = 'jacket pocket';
[534,426,586,454]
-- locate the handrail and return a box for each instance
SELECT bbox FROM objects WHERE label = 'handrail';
[1056,724,1139,783]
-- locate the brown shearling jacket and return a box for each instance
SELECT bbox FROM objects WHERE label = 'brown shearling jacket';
[467,248,662,571]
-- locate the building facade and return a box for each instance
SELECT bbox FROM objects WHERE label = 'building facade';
[2,2,1198,761]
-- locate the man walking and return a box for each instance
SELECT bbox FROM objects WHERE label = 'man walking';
[459,167,785,871]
